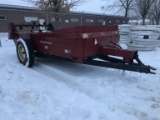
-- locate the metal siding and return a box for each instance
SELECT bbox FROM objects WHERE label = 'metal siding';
[0,8,129,32]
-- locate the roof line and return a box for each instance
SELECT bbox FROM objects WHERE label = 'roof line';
[0,4,126,18]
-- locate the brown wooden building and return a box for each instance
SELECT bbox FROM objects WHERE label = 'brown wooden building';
[0,4,129,32]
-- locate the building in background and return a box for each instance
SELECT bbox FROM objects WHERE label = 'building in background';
[129,16,152,25]
[0,4,129,32]
[129,19,151,25]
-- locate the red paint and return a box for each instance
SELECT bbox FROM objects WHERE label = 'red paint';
[8,23,135,63]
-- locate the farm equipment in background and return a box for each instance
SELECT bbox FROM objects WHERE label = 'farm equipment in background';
[8,22,156,74]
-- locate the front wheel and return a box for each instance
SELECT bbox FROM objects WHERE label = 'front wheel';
[16,38,35,67]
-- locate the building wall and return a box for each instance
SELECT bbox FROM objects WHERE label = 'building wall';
[0,8,129,32]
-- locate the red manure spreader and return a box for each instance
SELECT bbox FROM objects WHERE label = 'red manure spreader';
[8,23,156,74]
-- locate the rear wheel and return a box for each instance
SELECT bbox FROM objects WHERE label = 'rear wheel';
[16,38,35,67]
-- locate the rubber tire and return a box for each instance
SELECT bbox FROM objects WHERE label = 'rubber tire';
[16,38,35,67]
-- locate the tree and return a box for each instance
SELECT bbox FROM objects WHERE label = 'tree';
[102,0,135,18]
[25,0,84,12]
[150,0,160,25]
[135,0,155,25]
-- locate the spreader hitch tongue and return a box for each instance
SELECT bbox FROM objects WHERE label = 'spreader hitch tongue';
[148,66,157,74]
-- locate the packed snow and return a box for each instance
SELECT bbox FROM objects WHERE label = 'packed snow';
[0,33,160,120]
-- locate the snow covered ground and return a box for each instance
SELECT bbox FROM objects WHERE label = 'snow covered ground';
[0,33,160,120]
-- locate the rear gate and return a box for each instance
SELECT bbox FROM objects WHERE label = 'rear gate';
[81,30,120,58]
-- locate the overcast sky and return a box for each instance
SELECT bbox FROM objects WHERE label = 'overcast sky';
[0,0,114,14]
[71,0,113,14]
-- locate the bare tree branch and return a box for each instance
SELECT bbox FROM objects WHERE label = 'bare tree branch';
[149,0,160,25]
[135,0,155,25]
[102,0,135,18]
[23,0,85,12]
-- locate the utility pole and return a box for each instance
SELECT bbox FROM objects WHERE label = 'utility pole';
[0,38,1,47]
[81,10,84,26]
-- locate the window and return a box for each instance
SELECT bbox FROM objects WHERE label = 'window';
[86,19,94,22]
[57,18,61,22]
[116,20,120,23]
[98,19,103,23]
[71,18,79,22]
[103,21,106,25]
[24,17,38,22]
[65,20,69,23]
[51,18,56,22]
[0,15,6,20]
[51,17,61,22]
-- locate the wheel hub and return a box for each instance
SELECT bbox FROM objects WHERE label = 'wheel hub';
[18,44,26,62]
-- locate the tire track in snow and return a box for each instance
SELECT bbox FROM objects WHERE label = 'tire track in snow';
[33,63,97,98]
[33,60,160,120]
[33,61,115,105]
[32,62,133,118]
[32,62,117,120]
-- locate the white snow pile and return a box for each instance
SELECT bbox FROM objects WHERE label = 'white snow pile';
[0,33,160,120]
